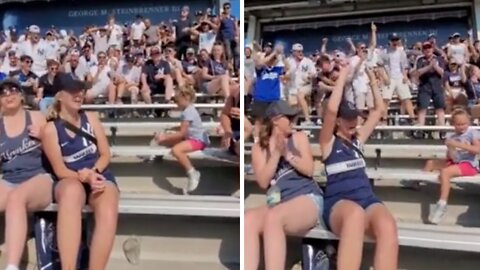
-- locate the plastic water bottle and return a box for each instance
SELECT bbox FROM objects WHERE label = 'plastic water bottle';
[266,180,281,207]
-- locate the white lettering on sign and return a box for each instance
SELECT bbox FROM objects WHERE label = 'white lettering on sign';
[67,6,182,18]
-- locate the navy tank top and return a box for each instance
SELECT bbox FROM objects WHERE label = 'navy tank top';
[0,111,46,183]
[207,59,227,77]
[53,112,115,181]
[273,136,323,202]
[323,137,374,201]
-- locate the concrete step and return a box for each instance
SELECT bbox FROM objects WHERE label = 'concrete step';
[0,216,239,269]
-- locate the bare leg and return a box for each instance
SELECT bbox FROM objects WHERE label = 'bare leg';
[171,140,196,172]
[263,196,318,270]
[5,175,52,267]
[88,183,119,270]
[366,204,398,270]
[329,200,366,270]
[244,206,268,270]
[55,179,87,270]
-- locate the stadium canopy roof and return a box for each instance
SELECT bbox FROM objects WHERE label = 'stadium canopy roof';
[245,0,471,23]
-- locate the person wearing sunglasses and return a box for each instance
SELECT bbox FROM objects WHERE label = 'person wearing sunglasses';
[413,41,446,132]
[0,79,54,270]
[37,59,60,113]
[218,2,238,62]
[140,45,173,104]
[444,57,467,112]
[9,54,38,108]
[42,73,118,270]
[164,44,186,87]
[86,51,113,103]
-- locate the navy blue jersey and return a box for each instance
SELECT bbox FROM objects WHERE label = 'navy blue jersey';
[53,112,114,181]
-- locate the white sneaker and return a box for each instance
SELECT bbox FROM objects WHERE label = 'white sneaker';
[429,202,447,224]
[185,170,201,194]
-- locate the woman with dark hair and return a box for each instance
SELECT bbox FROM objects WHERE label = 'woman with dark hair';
[319,65,398,270]
[201,42,231,97]
[244,99,323,270]
[42,73,118,270]
[0,79,53,270]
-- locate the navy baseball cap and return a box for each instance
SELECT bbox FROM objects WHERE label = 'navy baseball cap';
[53,73,85,93]
[266,100,299,120]
[338,100,360,120]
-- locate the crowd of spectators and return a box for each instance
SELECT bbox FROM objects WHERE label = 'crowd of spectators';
[245,23,480,139]
[0,2,240,115]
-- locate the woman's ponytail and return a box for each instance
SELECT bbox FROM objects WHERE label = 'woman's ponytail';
[46,94,61,121]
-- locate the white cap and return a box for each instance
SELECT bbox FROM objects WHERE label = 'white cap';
[59,29,68,37]
[291,43,303,51]
[28,25,40,34]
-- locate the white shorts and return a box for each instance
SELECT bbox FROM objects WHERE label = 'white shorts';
[383,77,412,100]
[289,84,312,96]
[90,82,110,98]
[355,90,374,110]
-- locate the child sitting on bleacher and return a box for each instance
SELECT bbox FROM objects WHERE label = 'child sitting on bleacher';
[152,86,210,194]
[426,109,480,224]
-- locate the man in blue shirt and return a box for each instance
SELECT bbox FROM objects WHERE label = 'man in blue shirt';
[251,45,288,140]
[218,2,238,63]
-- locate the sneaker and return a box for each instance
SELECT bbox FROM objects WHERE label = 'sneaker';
[185,170,201,194]
[429,202,447,224]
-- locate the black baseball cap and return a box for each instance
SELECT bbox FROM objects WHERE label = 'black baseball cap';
[338,100,360,120]
[53,73,85,93]
[0,78,21,93]
[125,53,135,62]
[265,100,299,120]
[389,33,400,41]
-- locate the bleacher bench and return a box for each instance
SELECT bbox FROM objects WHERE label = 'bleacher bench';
[112,146,238,164]
[305,222,480,253]
[245,143,448,159]
[43,193,240,218]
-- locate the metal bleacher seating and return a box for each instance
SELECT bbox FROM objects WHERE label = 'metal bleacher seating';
[8,99,240,269]
[244,120,480,268]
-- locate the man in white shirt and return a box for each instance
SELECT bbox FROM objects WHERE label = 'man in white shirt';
[381,33,415,122]
[0,50,19,74]
[86,51,113,103]
[130,15,146,46]
[106,16,124,49]
[349,43,373,111]
[117,53,141,103]
[17,25,50,76]
[287,43,316,124]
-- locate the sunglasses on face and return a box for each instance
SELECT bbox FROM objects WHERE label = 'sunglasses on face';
[98,55,107,59]
[24,60,32,64]
[0,86,21,96]
[50,67,58,71]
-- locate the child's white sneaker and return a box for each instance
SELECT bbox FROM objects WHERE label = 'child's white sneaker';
[185,169,201,194]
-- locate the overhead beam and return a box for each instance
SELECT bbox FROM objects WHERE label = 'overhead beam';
[258,2,471,22]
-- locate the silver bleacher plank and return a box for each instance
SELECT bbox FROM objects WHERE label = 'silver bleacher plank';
[366,168,480,184]
[82,103,223,110]
[112,146,238,163]
[245,143,447,159]
[306,222,480,253]
[43,194,240,218]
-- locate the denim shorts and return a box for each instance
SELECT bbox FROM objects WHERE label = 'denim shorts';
[3,173,54,188]
[307,193,325,227]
